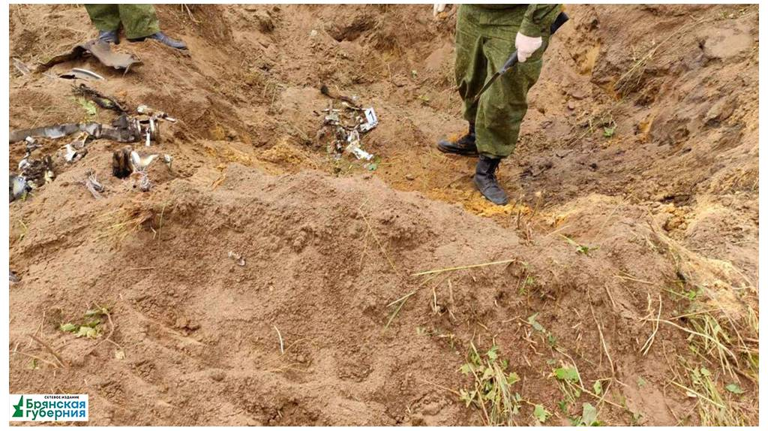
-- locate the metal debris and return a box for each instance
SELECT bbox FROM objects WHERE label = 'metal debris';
[64,144,77,162]
[320,84,361,108]
[10,107,167,144]
[12,58,31,76]
[83,171,104,200]
[10,122,131,143]
[138,174,152,192]
[129,151,159,192]
[24,136,41,154]
[130,151,158,172]
[9,175,30,202]
[69,132,90,150]
[163,154,173,171]
[320,88,379,161]
[9,271,20,284]
[347,143,374,161]
[345,130,373,161]
[72,83,126,112]
[23,155,55,186]
[13,154,55,198]
[112,148,133,179]
[62,143,87,163]
[59,68,105,81]
[228,251,246,267]
[37,40,142,72]
[138,105,177,122]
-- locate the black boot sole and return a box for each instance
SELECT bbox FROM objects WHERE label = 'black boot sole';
[127,37,187,50]
[437,141,479,157]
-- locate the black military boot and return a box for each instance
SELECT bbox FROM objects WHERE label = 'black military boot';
[474,155,509,205]
[98,30,119,44]
[437,123,478,156]
[129,31,188,50]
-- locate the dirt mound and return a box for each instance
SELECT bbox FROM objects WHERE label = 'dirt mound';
[9,4,758,426]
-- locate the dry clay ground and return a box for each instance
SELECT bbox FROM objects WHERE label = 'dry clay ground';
[8,4,759,426]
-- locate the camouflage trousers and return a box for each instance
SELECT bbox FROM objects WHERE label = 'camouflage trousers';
[455,5,552,158]
[85,4,161,40]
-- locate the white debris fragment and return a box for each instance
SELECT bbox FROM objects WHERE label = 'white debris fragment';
[228,251,246,266]
[359,107,378,133]
[64,144,77,162]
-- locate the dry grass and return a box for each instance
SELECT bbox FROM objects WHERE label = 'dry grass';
[96,206,155,244]
[670,360,751,426]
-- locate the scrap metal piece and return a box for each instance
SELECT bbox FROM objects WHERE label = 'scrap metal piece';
[346,142,374,161]
[59,68,105,81]
[9,271,20,284]
[345,130,373,161]
[64,144,77,162]
[130,151,158,173]
[138,105,176,123]
[12,58,31,75]
[69,132,90,150]
[62,144,87,163]
[83,171,104,200]
[138,173,152,192]
[10,120,145,144]
[9,175,30,202]
[24,136,41,155]
[320,84,361,108]
[18,155,55,189]
[228,251,246,267]
[10,124,84,142]
[37,40,142,72]
[72,83,127,112]
[112,148,133,179]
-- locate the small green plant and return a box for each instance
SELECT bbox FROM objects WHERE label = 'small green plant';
[561,234,598,256]
[725,383,745,395]
[528,313,559,349]
[636,376,647,388]
[458,344,521,425]
[59,305,110,339]
[552,364,582,406]
[76,97,98,116]
[528,313,546,332]
[570,402,602,426]
[533,404,551,424]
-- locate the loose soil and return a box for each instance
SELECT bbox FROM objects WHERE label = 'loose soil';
[8,4,759,426]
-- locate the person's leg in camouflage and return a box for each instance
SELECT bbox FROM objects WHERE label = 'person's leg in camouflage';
[85,4,187,50]
[439,5,554,205]
[474,19,549,159]
[85,4,122,44]
[436,9,485,156]
[116,4,161,40]
[120,4,187,50]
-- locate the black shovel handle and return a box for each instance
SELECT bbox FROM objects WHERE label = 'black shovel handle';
[499,12,570,74]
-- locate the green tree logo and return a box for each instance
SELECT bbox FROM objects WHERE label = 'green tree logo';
[12,395,24,418]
